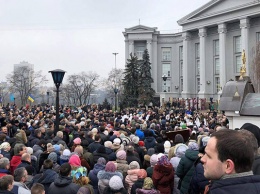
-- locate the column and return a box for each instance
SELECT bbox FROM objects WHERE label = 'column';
[240,18,250,76]
[152,37,158,92]
[218,23,227,90]
[125,39,129,64]
[198,28,207,96]
[129,40,134,56]
[181,31,191,98]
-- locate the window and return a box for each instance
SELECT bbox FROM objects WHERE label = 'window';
[162,48,171,61]
[197,78,200,93]
[162,64,171,77]
[234,36,241,53]
[180,79,183,92]
[236,55,242,73]
[214,40,219,56]
[257,32,260,42]
[215,58,220,75]
[195,43,200,58]
[196,60,200,75]
[215,77,220,93]
[162,80,171,92]
[179,46,183,60]
[180,61,183,77]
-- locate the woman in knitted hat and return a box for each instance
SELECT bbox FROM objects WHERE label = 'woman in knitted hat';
[176,142,199,194]
[60,149,71,165]
[152,155,174,194]
[0,142,11,160]
[136,177,160,194]
[125,161,140,193]
[146,154,158,178]
[71,137,82,152]
[103,175,127,194]
[89,157,106,194]
[130,169,147,194]
[115,150,129,179]
[97,161,123,194]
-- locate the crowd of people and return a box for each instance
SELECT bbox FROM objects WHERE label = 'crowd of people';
[0,103,259,194]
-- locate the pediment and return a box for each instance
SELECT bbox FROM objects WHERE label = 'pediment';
[125,25,157,33]
[178,0,257,25]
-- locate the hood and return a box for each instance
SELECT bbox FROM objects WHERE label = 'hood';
[93,164,105,175]
[52,136,61,144]
[185,149,199,161]
[105,147,113,154]
[97,170,123,180]
[32,144,42,152]
[60,155,70,161]
[175,144,188,158]
[40,169,58,184]
[54,176,73,187]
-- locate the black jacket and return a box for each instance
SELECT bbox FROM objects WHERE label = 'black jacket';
[48,176,80,194]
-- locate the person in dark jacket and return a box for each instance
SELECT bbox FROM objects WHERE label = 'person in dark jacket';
[0,157,11,178]
[0,142,11,160]
[89,157,106,194]
[126,145,141,165]
[88,135,102,153]
[29,159,58,194]
[93,145,109,164]
[104,141,116,161]
[176,142,199,194]
[48,163,80,194]
[28,129,42,147]
[201,130,260,194]
[144,131,156,150]
[16,153,35,176]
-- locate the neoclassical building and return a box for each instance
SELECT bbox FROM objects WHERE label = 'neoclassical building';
[123,0,260,102]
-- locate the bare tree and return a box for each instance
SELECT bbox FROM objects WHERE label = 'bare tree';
[0,82,10,106]
[7,66,47,106]
[63,71,100,106]
[251,42,260,92]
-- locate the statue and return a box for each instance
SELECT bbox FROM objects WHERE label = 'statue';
[239,49,247,80]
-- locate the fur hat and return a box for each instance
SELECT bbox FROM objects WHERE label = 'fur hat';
[132,136,140,144]
[104,141,112,148]
[105,161,116,172]
[109,175,124,190]
[129,161,140,169]
[63,149,71,156]
[164,140,171,154]
[150,154,158,167]
[138,169,147,179]
[48,152,58,163]
[143,177,154,190]
[73,137,81,145]
[69,154,81,167]
[116,150,126,160]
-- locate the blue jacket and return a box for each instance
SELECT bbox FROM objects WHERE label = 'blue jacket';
[89,163,105,194]
[208,175,260,194]
[135,129,144,140]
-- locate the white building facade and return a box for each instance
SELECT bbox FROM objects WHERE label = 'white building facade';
[123,0,260,102]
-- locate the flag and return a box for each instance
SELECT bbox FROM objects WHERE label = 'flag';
[28,94,35,102]
[10,93,15,102]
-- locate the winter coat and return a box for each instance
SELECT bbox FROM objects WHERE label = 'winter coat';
[144,137,156,150]
[253,156,260,175]
[0,190,14,194]
[189,162,209,194]
[126,152,141,165]
[17,160,35,175]
[32,144,44,159]
[136,188,160,194]
[105,147,116,161]
[1,149,11,160]
[115,159,129,179]
[10,155,21,175]
[125,169,139,193]
[59,155,69,165]
[133,144,145,164]
[207,175,260,194]
[131,179,145,194]
[152,163,174,194]
[93,152,109,164]
[30,169,58,194]
[0,169,10,178]
[103,187,127,194]
[88,142,102,153]
[12,181,30,194]
[135,129,144,140]
[48,175,80,194]
[97,170,123,194]
[89,163,105,194]
[28,135,40,147]
[176,149,199,194]
[51,136,68,148]
[146,167,154,178]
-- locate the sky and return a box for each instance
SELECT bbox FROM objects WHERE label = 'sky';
[0,0,209,85]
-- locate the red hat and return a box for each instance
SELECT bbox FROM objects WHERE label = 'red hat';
[69,155,81,167]
[138,141,145,147]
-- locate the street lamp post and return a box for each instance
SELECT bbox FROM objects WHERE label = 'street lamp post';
[49,69,66,135]
[162,74,167,92]
[46,91,50,104]
[112,52,118,111]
